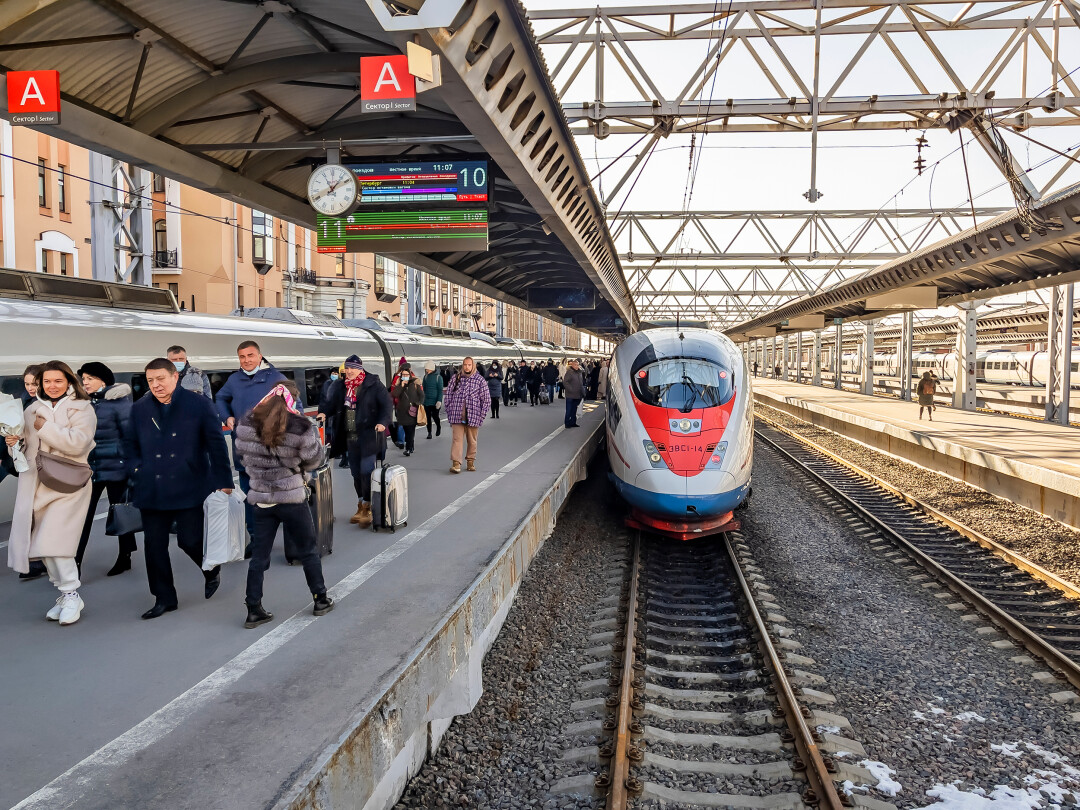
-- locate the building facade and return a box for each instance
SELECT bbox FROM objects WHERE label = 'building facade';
[0,122,603,351]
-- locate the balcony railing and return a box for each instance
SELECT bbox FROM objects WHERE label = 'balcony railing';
[153,249,178,268]
[288,268,317,285]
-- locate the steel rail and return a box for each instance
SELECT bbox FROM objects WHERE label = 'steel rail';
[755,423,1080,692]
[605,534,642,809]
[723,534,846,810]
[755,410,1080,600]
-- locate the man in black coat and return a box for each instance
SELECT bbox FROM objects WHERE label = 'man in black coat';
[515,361,529,405]
[129,358,234,619]
[317,355,393,528]
[542,360,559,404]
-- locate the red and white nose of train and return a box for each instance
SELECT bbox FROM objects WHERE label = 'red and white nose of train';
[605,328,753,541]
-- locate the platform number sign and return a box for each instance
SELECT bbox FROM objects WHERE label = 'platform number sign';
[6,71,61,125]
[360,55,416,114]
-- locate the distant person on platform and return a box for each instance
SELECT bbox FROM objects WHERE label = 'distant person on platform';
[15,364,47,581]
[422,362,444,440]
[444,357,489,473]
[319,365,344,465]
[318,355,393,528]
[390,363,424,456]
[753,361,759,376]
[586,360,601,401]
[562,358,585,429]
[486,360,503,419]
[542,360,559,404]
[217,341,287,537]
[917,371,938,421]
[130,358,234,619]
[167,346,212,399]
[515,360,529,406]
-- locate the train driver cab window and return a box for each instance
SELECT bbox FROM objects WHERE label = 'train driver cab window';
[631,358,733,412]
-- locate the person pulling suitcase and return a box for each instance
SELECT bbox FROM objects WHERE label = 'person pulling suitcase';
[234,382,334,629]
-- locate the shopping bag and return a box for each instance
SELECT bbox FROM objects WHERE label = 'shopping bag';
[202,489,247,570]
[416,404,427,427]
[106,490,142,536]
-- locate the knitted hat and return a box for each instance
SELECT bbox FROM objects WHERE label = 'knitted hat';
[398,356,408,366]
[77,361,115,387]
[344,355,363,370]
[425,361,435,372]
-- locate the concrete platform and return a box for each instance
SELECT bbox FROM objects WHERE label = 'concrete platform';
[754,378,1080,530]
[0,401,605,810]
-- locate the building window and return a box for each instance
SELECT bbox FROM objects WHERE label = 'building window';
[374,255,398,300]
[252,211,274,269]
[336,298,346,319]
[275,292,282,307]
[428,276,436,308]
[335,255,345,277]
[441,281,449,310]
[38,158,47,208]
[59,253,68,276]
[57,165,67,213]
[167,282,179,301]
[154,219,167,252]
[237,285,245,307]
[40,249,48,273]
[152,173,165,193]
[258,288,265,307]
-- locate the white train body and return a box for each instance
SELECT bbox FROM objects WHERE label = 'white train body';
[606,327,753,541]
[837,348,1080,387]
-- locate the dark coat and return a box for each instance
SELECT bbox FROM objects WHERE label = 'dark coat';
[234,412,324,505]
[87,383,133,482]
[542,363,559,385]
[216,363,288,424]
[562,367,585,399]
[515,365,529,388]
[391,379,425,427]
[322,373,394,459]
[422,372,444,407]
[129,385,234,511]
[486,365,504,397]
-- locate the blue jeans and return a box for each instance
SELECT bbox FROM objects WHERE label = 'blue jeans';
[546,384,556,402]
[564,397,581,427]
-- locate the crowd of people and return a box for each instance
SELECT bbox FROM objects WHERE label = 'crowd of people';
[1,343,610,629]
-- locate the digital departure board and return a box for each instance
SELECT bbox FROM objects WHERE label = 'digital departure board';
[348,160,488,207]
[316,209,489,254]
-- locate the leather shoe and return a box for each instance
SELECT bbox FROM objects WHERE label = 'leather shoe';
[204,568,221,599]
[141,603,177,620]
[106,554,132,577]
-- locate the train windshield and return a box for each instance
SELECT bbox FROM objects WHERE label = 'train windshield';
[632,358,733,411]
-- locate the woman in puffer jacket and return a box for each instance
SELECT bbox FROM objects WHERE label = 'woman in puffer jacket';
[234,381,333,629]
[75,362,137,576]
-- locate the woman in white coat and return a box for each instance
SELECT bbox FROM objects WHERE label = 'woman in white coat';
[6,361,97,626]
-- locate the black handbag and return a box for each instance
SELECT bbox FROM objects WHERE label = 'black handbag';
[106,489,142,536]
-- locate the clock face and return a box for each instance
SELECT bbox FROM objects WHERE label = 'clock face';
[307,164,358,216]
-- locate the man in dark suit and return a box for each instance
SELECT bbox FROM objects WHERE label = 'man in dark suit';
[129,358,234,619]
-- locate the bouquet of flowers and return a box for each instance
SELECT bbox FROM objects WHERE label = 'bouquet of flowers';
[0,393,29,473]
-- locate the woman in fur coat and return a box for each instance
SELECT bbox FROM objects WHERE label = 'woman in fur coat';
[6,361,97,626]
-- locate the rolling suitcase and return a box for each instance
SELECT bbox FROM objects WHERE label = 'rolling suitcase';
[286,462,334,563]
[371,438,408,532]
[539,387,551,405]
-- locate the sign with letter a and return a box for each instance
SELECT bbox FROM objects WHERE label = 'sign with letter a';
[7,71,61,125]
[360,55,416,114]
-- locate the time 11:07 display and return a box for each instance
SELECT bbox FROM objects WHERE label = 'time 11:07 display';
[347,160,489,207]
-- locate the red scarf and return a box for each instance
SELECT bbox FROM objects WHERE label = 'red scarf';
[344,370,365,408]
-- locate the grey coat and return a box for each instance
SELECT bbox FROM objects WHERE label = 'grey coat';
[562,367,586,399]
[234,412,325,505]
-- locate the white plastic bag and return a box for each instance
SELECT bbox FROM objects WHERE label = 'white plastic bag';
[0,394,28,473]
[202,489,247,570]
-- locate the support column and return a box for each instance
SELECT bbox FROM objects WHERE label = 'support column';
[89,153,152,285]
[899,311,914,401]
[834,321,842,389]
[781,335,790,380]
[795,332,803,383]
[861,320,875,396]
[1045,283,1074,424]
[0,120,14,268]
[812,330,822,386]
[953,303,978,411]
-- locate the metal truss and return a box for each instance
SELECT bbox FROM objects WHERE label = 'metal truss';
[621,206,1009,326]
[531,0,1080,137]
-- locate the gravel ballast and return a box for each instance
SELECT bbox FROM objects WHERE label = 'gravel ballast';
[756,402,1080,586]
[394,464,624,810]
[744,439,1080,810]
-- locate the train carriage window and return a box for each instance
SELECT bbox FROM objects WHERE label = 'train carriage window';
[207,372,232,399]
[1073,362,1079,373]
[631,358,733,411]
[0,376,25,398]
[305,367,335,408]
[130,373,149,402]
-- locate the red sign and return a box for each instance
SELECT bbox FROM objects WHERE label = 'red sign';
[7,70,60,125]
[360,55,415,114]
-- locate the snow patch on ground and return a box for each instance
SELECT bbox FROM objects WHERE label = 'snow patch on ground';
[862,760,904,797]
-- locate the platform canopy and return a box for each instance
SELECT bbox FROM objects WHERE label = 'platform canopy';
[0,0,636,336]
[726,182,1080,338]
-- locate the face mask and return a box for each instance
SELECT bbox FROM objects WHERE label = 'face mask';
[330,373,339,380]
[401,374,411,382]
[173,361,186,372]
[242,366,258,377]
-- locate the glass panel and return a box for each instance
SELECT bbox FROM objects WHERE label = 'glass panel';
[631,358,733,410]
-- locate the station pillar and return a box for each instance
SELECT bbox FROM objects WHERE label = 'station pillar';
[781,335,790,380]
[1045,283,1074,424]
[860,320,875,396]
[812,330,823,386]
[898,311,914,401]
[795,332,803,383]
[953,303,978,411]
[89,153,152,285]
[834,321,843,389]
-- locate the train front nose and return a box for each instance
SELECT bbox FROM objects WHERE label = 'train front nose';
[632,470,738,519]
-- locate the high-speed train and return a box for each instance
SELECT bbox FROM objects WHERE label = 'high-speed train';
[837,349,1080,387]
[607,327,753,542]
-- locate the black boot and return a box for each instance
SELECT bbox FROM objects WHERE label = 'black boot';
[106,553,132,577]
[313,593,335,616]
[245,602,274,628]
[19,560,47,581]
[204,566,222,599]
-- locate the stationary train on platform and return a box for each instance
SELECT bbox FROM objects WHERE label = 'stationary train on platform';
[834,348,1080,387]
[606,326,753,542]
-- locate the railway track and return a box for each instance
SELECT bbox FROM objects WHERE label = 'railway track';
[597,532,851,810]
[754,415,1080,692]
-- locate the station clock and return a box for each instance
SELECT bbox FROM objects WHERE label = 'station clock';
[307,164,359,217]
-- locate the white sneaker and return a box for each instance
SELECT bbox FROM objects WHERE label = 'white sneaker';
[46,596,64,621]
[57,592,83,626]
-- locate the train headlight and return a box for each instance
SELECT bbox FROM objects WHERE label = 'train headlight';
[709,442,729,466]
[679,419,692,432]
[643,440,666,469]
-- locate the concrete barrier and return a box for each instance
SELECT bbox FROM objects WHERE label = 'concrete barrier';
[276,422,604,810]
[755,387,1080,531]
